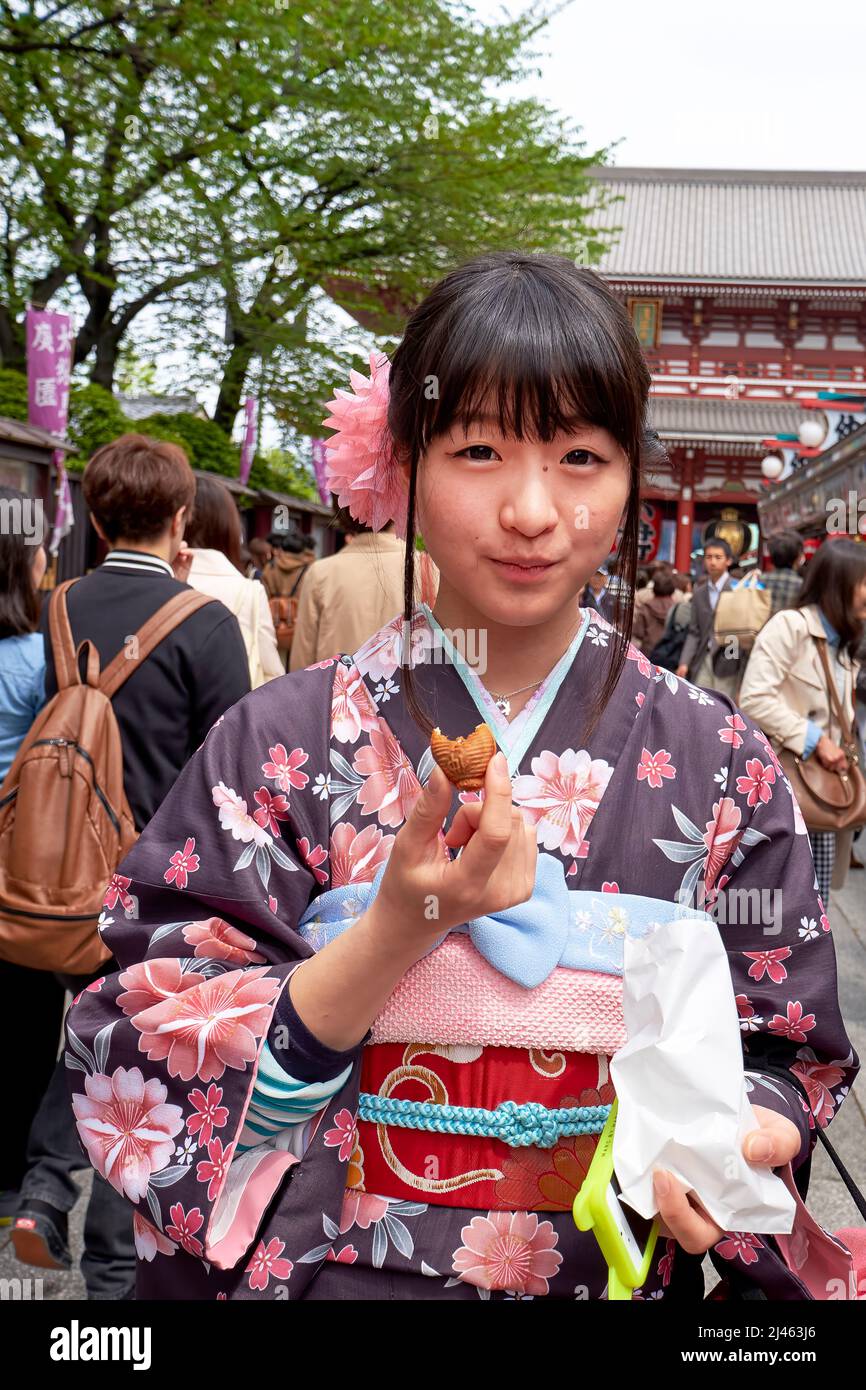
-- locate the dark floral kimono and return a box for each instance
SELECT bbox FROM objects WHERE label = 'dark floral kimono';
[64,604,859,1300]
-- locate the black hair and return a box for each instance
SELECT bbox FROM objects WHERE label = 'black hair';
[383,251,665,741]
[797,538,866,658]
[704,537,733,561]
[767,529,804,570]
[0,485,42,638]
[268,525,307,554]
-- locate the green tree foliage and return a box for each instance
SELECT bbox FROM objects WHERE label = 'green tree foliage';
[134,412,239,476]
[0,0,616,435]
[0,366,27,419]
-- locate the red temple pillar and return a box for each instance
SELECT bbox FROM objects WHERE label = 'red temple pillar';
[675,453,695,573]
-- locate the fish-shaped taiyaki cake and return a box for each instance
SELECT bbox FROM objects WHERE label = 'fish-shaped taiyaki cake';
[430,722,497,791]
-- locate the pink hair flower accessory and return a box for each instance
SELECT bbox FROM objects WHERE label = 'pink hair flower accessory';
[322,350,408,538]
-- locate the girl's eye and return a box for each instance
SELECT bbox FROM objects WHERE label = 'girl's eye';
[457,444,499,461]
[563,448,603,467]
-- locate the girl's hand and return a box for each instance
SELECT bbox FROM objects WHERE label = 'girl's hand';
[815,735,849,773]
[652,1105,801,1253]
[369,750,537,951]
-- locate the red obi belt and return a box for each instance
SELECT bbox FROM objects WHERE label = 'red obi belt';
[351,1042,616,1211]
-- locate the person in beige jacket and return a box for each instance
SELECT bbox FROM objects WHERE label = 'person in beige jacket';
[179,475,283,689]
[289,518,438,670]
[738,538,866,905]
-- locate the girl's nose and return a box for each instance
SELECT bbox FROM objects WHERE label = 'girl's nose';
[499,465,558,536]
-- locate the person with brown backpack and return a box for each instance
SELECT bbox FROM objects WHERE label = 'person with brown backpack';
[1,433,250,1299]
[0,487,67,1231]
[261,525,313,665]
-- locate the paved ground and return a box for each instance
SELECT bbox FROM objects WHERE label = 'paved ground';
[2,874,864,1301]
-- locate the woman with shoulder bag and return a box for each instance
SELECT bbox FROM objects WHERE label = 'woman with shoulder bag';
[738,538,866,907]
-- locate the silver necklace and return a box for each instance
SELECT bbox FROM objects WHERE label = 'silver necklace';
[488,679,544,718]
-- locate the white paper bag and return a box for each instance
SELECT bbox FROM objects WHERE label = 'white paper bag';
[610,914,796,1234]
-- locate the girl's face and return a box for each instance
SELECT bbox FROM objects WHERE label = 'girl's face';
[411,417,630,627]
[852,574,866,622]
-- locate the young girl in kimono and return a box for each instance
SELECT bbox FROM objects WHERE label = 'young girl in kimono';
[65,252,858,1300]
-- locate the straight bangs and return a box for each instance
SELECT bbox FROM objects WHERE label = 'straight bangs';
[390,257,650,465]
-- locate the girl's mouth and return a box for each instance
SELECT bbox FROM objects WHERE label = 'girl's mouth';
[488,557,557,582]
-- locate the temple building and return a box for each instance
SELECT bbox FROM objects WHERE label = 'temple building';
[587,166,866,570]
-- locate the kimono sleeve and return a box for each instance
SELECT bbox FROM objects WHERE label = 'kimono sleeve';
[709,720,859,1175]
[63,668,338,1272]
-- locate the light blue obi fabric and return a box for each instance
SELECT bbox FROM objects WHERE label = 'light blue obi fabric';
[297,851,711,990]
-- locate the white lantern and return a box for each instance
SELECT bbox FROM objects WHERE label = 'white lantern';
[761,454,784,480]
[798,418,826,449]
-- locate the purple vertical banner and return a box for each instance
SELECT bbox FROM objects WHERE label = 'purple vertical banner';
[26,307,74,554]
[239,396,257,486]
[310,438,331,506]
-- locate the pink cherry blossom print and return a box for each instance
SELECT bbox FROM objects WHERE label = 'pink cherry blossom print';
[181,918,266,965]
[164,837,200,889]
[626,644,652,677]
[601,882,620,893]
[323,1108,357,1162]
[71,1066,184,1202]
[132,1212,177,1267]
[261,743,310,793]
[338,1190,390,1234]
[512,749,613,858]
[252,787,290,835]
[735,758,776,808]
[452,1212,563,1295]
[195,1137,233,1201]
[103,873,134,913]
[791,1053,848,1128]
[714,1232,764,1265]
[718,714,747,749]
[71,976,105,1005]
[117,959,207,1019]
[326,1245,358,1264]
[186,1084,229,1147]
[246,1236,294,1291]
[130,968,281,1082]
[637,748,676,789]
[306,657,337,669]
[329,822,394,887]
[702,798,744,894]
[165,1203,205,1257]
[354,612,430,683]
[742,947,791,984]
[212,782,268,846]
[354,724,422,828]
[133,1212,177,1262]
[297,836,328,884]
[331,661,380,743]
[753,729,783,775]
[768,1001,817,1043]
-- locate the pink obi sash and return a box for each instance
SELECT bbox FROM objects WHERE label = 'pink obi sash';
[370,934,626,1053]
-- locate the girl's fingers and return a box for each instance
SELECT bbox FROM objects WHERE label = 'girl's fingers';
[443,800,484,848]
[743,1108,802,1167]
[652,1170,723,1255]
[458,752,516,882]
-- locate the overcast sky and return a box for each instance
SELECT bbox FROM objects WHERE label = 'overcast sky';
[472,0,866,171]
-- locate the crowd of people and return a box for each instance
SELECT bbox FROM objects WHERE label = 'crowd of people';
[0,251,862,1301]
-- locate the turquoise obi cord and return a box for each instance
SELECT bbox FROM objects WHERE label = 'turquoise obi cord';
[357,1095,611,1148]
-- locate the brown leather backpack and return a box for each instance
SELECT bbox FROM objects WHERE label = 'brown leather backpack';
[268,564,309,653]
[0,579,216,974]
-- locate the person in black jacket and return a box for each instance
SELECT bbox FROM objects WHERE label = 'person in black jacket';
[12,433,250,1299]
